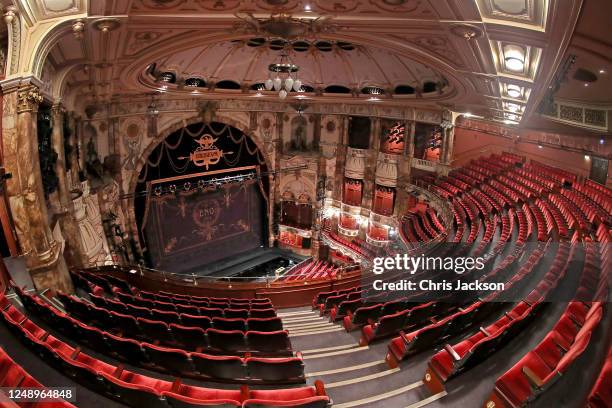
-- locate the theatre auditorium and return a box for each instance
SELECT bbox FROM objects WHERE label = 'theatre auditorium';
[0,1,610,407]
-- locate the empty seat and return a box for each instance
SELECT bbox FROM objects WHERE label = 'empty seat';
[100,371,169,408]
[245,384,329,408]
[249,308,277,319]
[105,333,149,365]
[246,331,291,355]
[180,314,212,331]
[137,317,175,345]
[151,309,180,325]
[169,324,207,351]
[213,317,247,332]
[199,307,225,319]
[176,304,199,315]
[110,311,142,338]
[246,357,304,382]
[142,343,196,375]
[162,383,242,408]
[224,309,249,319]
[207,329,247,353]
[191,352,246,381]
[154,300,176,312]
[247,317,283,332]
[126,303,152,319]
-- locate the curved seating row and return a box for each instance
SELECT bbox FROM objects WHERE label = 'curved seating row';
[0,345,76,408]
[16,291,302,384]
[58,293,292,356]
[0,298,331,408]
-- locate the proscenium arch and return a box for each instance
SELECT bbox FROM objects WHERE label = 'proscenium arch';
[126,115,274,255]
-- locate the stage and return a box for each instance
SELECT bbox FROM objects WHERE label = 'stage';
[177,247,305,279]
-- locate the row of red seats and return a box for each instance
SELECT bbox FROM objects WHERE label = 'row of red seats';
[493,211,514,252]
[92,293,280,331]
[327,231,376,260]
[497,175,536,200]
[528,161,577,184]
[488,272,606,406]
[450,170,479,187]
[585,178,612,198]
[80,292,276,329]
[112,291,275,317]
[473,215,498,256]
[490,179,524,204]
[17,291,303,384]
[424,242,573,390]
[427,208,445,234]
[386,242,546,366]
[561,188,608,225]
[537,198,569,238]
[586,346,612,408]
[515,209,530,245]
[0,345,76,408]
[481,184,513,209]
[525,203,548,241]
[0,299,330,408]
[280,260,338,282]
[58,293,292,356]
[72,270,133,295]
[513,167,557,190]
[507,169,549,196]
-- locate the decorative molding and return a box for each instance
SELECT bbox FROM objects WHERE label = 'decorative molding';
[17,85,44,113]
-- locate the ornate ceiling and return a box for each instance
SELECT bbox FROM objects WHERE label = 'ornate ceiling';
[27,0,586,126]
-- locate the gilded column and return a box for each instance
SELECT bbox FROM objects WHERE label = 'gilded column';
[363,117,380,211]
[332,116,348,202]
[1,81,72,291]
[52,103,85,267]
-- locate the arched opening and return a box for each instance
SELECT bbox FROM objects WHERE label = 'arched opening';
[134,121,269,274]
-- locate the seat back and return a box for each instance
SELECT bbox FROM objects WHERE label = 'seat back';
[212,317,247,332]
[191,353,246,381]
[249,309,277,319]
[180,314,212,331]
[246,357,304,382]
[246,331,291,354]
[247,318,283,332]
[207,329,247,353]
[142,343,195,375]
[169,324,207,351]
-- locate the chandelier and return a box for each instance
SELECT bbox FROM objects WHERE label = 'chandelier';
[264,50,302,99]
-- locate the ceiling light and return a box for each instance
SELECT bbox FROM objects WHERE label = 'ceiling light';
[503,45,525,72]
[507,103,521,112]
[507,84,522,98]
[600,138,605,145]
[505,57,525,72]
[584,155,590,160]
[538,145,543,149]
[599,69,606,74]
[304,4,311,11]
[265,49,301,99]
[584,83,589,87]
[129,269,137,274]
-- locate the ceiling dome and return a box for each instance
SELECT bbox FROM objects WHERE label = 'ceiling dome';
[140,38,451,100]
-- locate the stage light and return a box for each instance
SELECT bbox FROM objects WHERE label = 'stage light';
[585,155,590,160]
[538,145,543,149]
[600,138,605,145]
[183,182,191,191]
[129,269,137,274]
[169,184,177,193]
